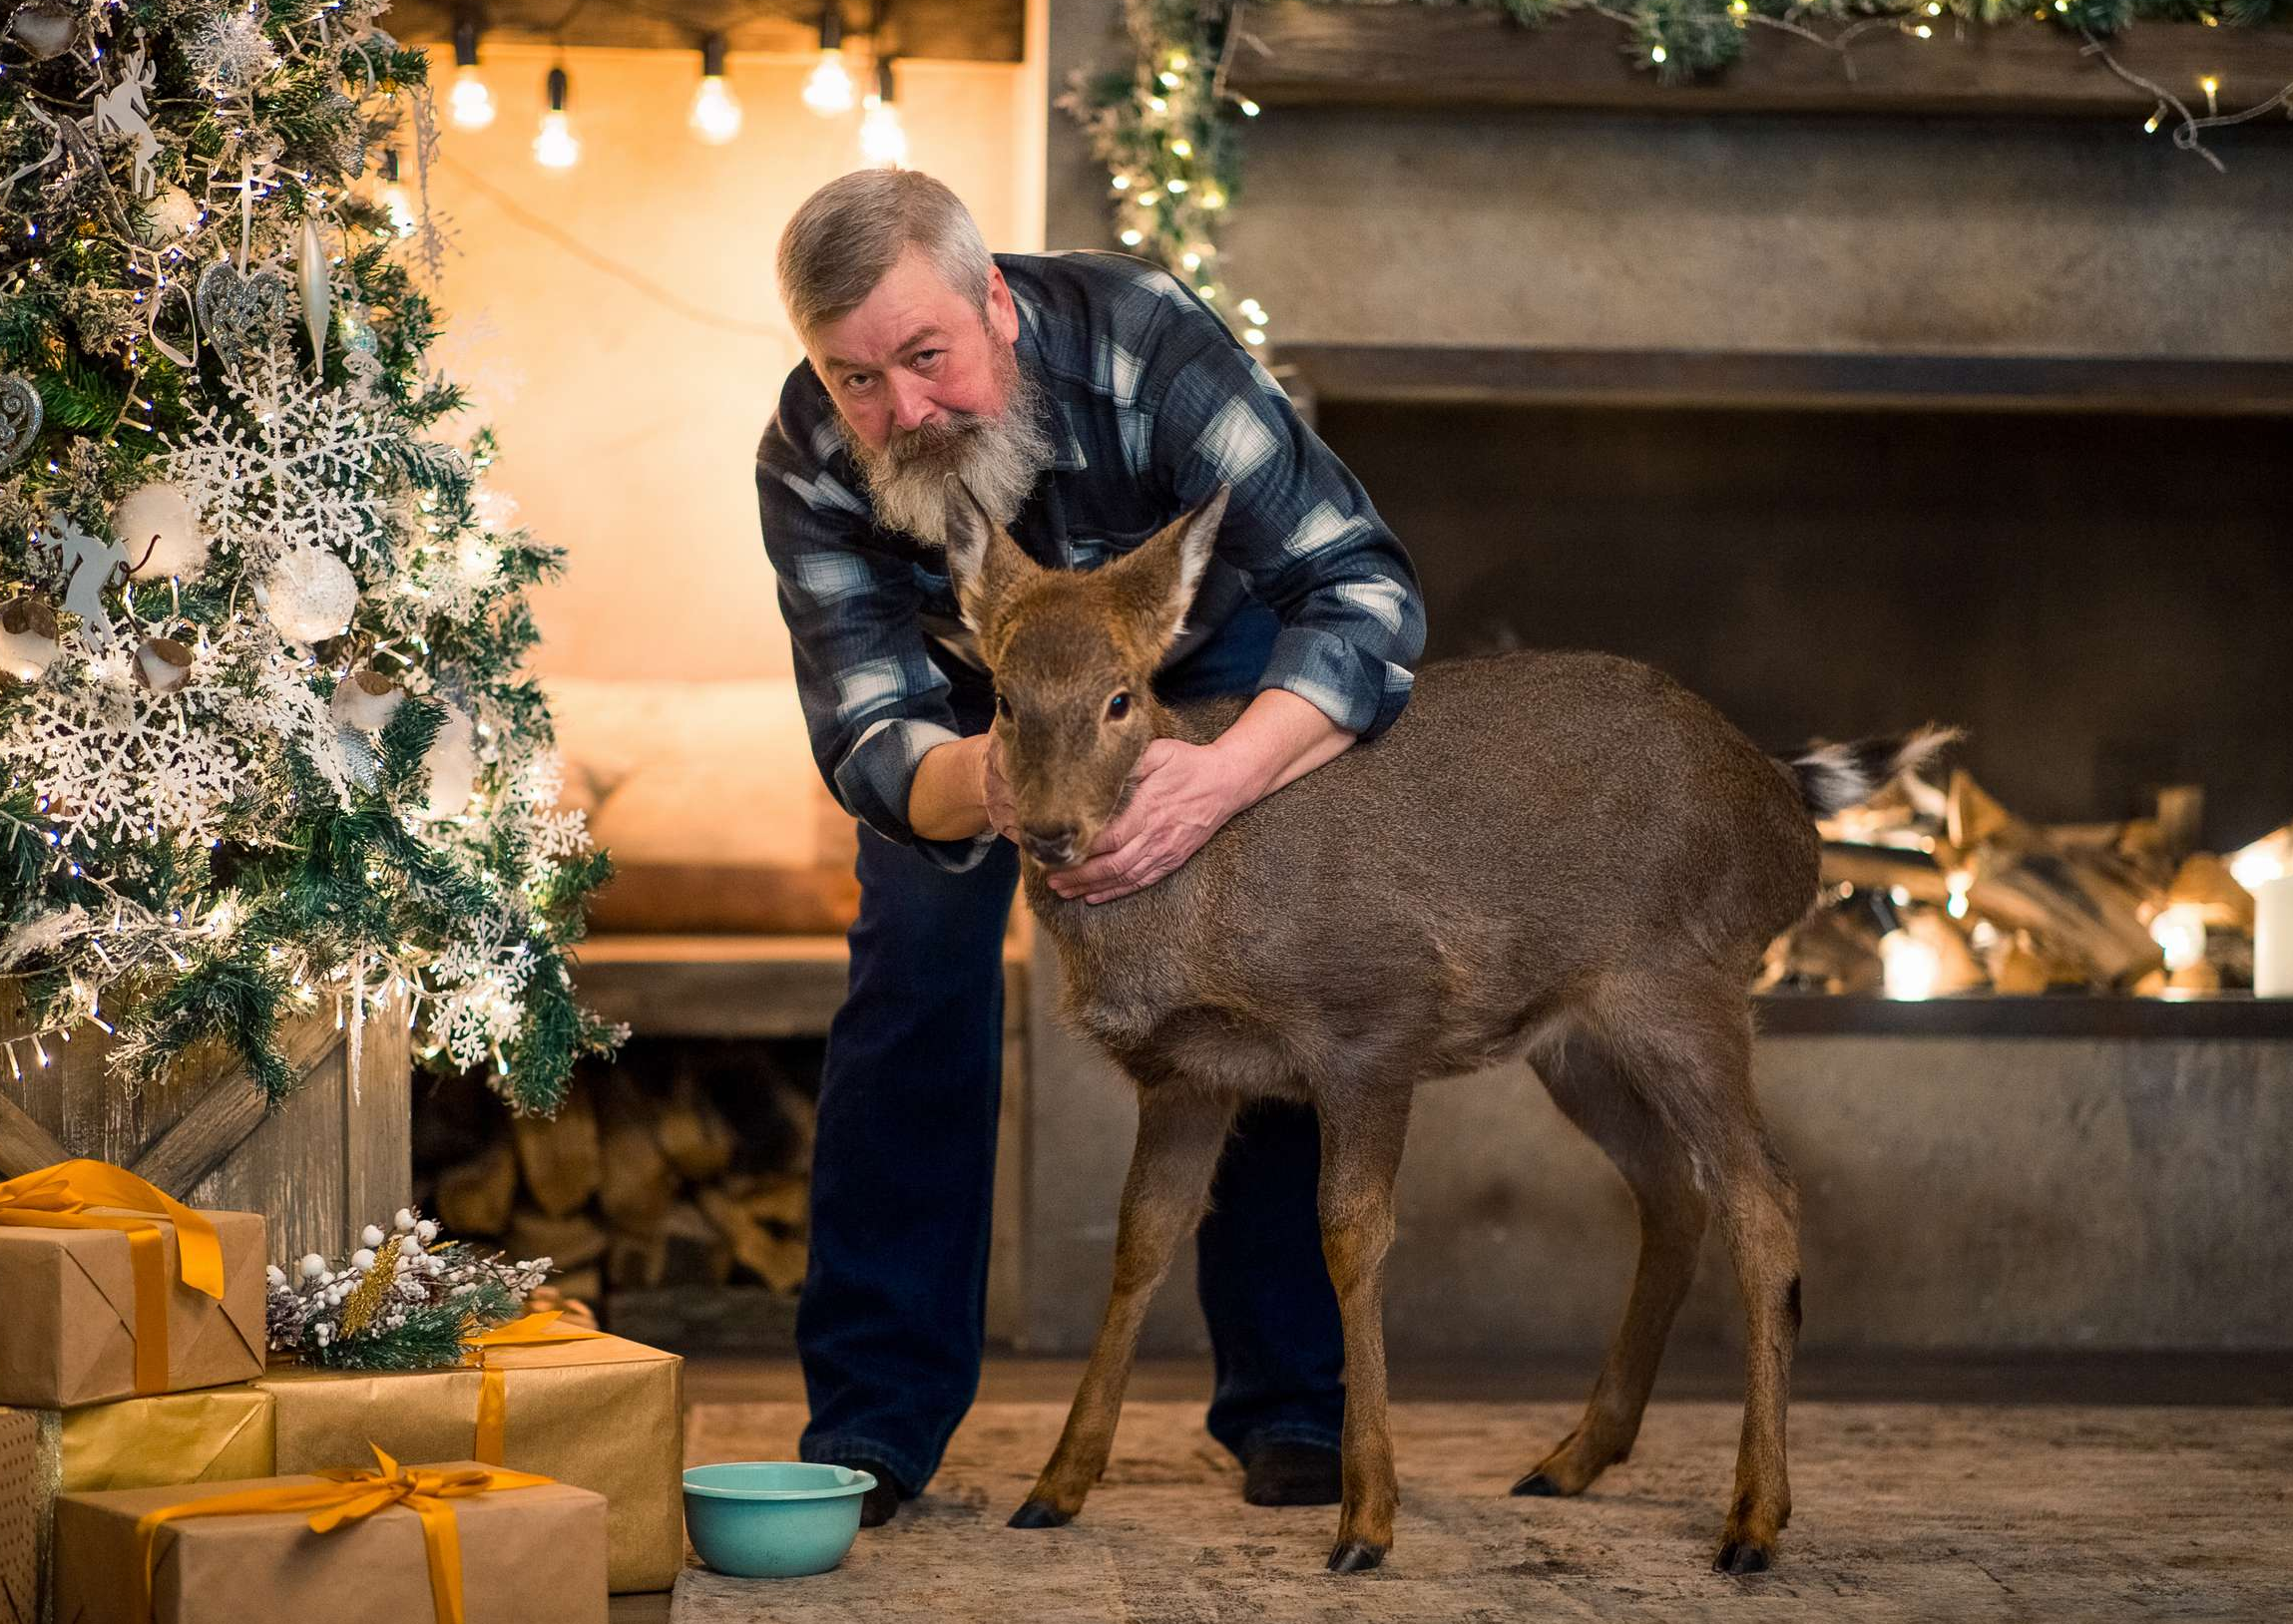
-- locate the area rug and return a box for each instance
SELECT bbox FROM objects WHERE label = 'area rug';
[673,1399,2293,1622]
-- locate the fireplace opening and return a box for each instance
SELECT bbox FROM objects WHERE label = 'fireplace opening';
[1314,393,2293,1004]
[411,1036,823,1343]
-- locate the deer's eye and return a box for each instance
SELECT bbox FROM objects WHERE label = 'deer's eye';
[995,692,1012,720]
[1107,691,1133,722]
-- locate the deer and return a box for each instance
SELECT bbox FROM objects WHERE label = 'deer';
[940,475,1950,1577]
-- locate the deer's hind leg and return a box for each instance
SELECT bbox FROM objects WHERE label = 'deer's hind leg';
[1009,1082,1236,1529]
[1513,1026,1711,1500]
[1561,982,1801,1574]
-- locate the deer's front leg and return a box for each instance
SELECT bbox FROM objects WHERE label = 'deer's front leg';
[1317,1088,1413,1574]
[1009,1083,1236,1529]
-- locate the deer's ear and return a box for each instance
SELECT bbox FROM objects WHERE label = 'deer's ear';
[1105,485,1226,657]
[942,475,1037,637]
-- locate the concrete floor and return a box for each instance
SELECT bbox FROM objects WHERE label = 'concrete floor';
[614,1354,2293,1623]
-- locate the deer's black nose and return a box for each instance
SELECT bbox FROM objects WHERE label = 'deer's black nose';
[1021,824,1078,866]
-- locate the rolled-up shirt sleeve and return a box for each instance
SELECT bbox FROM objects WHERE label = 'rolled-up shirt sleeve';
[1145,298,1426,741]
[756,402,998,874]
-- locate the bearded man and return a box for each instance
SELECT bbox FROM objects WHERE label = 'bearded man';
[757,169,1425,1528]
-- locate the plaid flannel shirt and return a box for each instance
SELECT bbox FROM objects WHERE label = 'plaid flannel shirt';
[755,249,1426,873]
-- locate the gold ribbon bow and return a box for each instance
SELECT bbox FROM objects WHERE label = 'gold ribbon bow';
[462,1310,603,1463]
[0,1158,225,1395]
[133,1443,555,1624]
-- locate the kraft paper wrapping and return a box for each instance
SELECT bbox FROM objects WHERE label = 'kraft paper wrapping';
[259,1334,683,1593]
[5,1385,276,1623]
[50,1464,607,1624]
[0,1210,266,1410]
[56,1385,276,1493]
[0,1409,36,1624]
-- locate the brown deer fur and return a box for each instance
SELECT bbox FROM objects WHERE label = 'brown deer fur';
[942,477,1946,1576]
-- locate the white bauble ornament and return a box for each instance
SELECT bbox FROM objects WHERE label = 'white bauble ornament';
[298,1253,325,1280]
[393,1208,415,1231]
[420,701,479,818]
[330,666,403,731]
[0,596,61,680]
[349,1247,376,1270]
[141,186,203,242]
[6,2,77,61]
[112,483,208,581]
[361,1224,385,1248]
[262,545,358,643]
[132,634,193,694]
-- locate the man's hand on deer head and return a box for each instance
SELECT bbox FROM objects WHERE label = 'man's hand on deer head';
[1044,735,1248,905]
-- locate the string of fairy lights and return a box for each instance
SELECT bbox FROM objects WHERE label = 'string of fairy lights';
[437,2,912,172]
[1063,0,2293,364]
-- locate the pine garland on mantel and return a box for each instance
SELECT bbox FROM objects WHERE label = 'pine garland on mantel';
[1063,0,2293,356]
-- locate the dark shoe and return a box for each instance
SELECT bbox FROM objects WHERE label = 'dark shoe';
[1242,1439,1343,1507]
[844,1457,906,1527]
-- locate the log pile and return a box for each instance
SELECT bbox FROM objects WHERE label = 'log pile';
[1761,764,2283,998]
[414,1042,816,1317]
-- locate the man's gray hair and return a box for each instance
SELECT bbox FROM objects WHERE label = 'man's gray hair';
[776,170,995,342]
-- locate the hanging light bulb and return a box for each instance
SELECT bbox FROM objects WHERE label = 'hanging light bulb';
[379,148,416,238]
[534,65,580,170]
[802,5,855,116]
[449,10,495,130]
[860,55,907,167]
[689,32,742,145]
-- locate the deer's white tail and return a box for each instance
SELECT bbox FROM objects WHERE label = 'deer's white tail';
[1786,726,1961,817]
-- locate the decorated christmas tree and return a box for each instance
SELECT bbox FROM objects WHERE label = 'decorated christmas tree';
[0,0,623,1113]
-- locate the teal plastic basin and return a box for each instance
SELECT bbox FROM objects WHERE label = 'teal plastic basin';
[683,1461,875,1578]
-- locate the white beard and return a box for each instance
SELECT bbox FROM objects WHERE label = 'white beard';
[841,353,1057,549]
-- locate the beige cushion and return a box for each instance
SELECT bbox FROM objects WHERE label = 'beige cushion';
[545,677,858,933]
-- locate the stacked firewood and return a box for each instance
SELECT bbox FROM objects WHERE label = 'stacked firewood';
[1761,765,2281,997]
[418,1045,815,1311]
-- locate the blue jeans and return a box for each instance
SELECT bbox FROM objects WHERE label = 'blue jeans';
[796,605,1346,1496]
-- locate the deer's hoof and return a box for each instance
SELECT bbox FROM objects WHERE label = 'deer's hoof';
[1510,1471,1567,1497]
[1712,1538,1774,1576]
[1007,1499,1073,1530]
[1326,1539,1386,1574]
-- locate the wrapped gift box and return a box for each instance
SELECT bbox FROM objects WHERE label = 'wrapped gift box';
[259,1332,683,1592]
[51,1462,606,1624]
[1,1409,35,1624]
[4,1385,276,1621]
[56,1384,275,1492]
[0,1206,265,1409]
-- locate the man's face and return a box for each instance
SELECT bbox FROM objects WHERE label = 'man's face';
[808,246,1050,547]
[812,245,1020,454]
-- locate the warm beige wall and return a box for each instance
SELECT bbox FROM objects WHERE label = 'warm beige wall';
[419,44,1030,682]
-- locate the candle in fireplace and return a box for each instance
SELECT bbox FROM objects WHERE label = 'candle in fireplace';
[2257,876,2293,999]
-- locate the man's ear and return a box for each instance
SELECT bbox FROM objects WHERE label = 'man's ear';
[1102,485,1227,657]
[942,475,1038,637]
